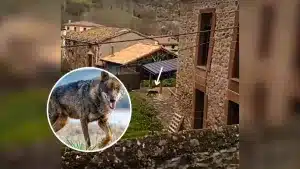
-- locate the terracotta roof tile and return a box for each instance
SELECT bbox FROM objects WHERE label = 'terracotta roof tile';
[99,43,162,65]
[65,26,129,43]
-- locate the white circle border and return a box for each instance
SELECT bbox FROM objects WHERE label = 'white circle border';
[46,67,132,153]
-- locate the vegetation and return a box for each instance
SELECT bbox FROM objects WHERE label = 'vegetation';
[122,92,163,139]
[0,88,163,150]
[0,89,52,150]
[141,77,176,88]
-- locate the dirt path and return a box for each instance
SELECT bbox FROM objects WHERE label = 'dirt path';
[133,87,177,129]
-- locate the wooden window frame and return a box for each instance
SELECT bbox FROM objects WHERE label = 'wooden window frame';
[192,84,208,129]
[195,8,216,70]
[228,11,239,80]
[226,100,240,125]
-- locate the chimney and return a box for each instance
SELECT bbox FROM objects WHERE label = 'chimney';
[111,46,114,56]
[68,20,72,23]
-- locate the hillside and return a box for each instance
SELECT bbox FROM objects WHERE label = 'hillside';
[61,0,180,35]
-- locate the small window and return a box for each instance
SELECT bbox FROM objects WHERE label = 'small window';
[258,3,275,59]
[227,101,239,125]
[232,26,239,78]
[67,26,69,30]
[74,27,77,31]
[83,27,87,31]
[171,45,175,49]
[194,89,206,129]
[197,11,214,66]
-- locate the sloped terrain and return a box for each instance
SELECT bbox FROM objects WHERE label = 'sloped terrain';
[61,125,239,169]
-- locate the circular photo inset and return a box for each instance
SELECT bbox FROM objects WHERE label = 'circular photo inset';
[47,67,132,152]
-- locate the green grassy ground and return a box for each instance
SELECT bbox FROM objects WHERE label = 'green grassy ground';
[0,90,162,150]
[122,92,163,139]
[0,89,52,150]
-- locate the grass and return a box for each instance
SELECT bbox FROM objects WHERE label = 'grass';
[141,77,176,88]
[65,137,86,150]
[122,92,163,139]
[0,89,163,150]
[0,89,52,150]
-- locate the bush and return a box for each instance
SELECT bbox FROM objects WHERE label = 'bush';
[141,77,176,87]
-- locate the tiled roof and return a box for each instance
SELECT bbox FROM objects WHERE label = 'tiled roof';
[63,21,102,27]
[142,58,178,75]
[65,26,130,43]
[99,43,162,65]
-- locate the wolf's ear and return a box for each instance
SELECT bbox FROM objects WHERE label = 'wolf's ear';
[100,71,109,82]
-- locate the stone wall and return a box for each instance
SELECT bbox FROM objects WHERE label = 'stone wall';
[62,31,157,72]
[62,125,239,169]
[62,40,100,71]
[176,0,239,129]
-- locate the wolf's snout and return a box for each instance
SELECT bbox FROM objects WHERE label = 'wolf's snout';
[109,99,116,109]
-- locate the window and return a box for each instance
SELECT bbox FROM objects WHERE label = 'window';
[258,3,275,58]
[194,89,205,129]
[197,11,214,66]
[67,26,69,30]
[232,26,239,78]
[171,45,175,49]
[74,27,77,31]
[83,27,87,31]
[227,101,239,125]
[88,53,93,67]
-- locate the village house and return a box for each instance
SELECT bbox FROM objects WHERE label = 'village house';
[63,20,102,32]
[97,43,177,74]
[152,37,179,54]
[175,0,239,130]
[62,26,159,71]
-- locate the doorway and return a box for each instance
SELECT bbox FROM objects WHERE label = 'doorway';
[194,89,205,129]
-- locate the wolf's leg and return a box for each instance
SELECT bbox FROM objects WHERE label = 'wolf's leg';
[80,119,91,148]
[98,117,112,147]
[52,115,68,132]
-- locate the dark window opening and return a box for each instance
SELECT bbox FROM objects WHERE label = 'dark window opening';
[74,27,77,31]
[253,83,267,127]
[227,100,239,125]
[171,45,175,49]
[88,54,93,67]
[194,89,205,129]
[290,98,300,116]
[258,3,275,59]
[232,26,239,78]
[295,6,300,70]
[197,12,213,66]
[67,26,69,30]
[83,27,87,31]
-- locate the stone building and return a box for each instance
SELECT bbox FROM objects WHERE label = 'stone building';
[63,20,102,32]
[62,26,158,71]
[176,0,239,129]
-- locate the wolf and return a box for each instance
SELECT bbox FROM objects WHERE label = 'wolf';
[48,71,122,149]
[146,90,159,96]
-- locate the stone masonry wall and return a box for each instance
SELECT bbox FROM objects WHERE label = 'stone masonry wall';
[62,125,239,169]
[176,0,238,129]
[62,40,100,71]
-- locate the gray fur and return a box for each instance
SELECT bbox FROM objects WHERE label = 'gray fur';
[48,72,121,149]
